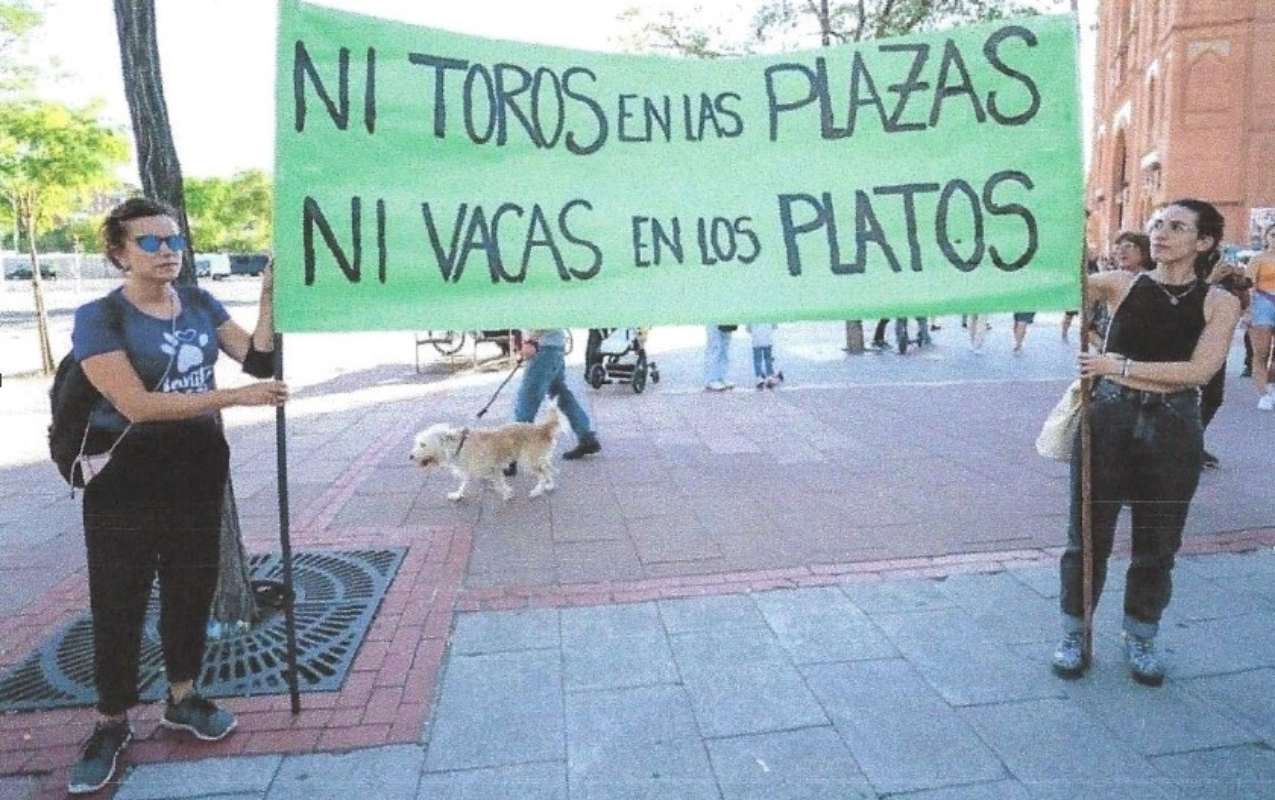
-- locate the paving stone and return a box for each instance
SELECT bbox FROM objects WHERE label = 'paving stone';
[564,631,681,691]
[560,602,664,643]
[1175,551,1275,580]
[449,608,560,655]
[268,746,423,800]
[425,650,563,770]
[752,587,898,663]
[935,572,1059,644]
[669,627,828,737]
[1182,668,1275,742]
[417,761,567,800]
[565,684,701,746]
[871,608,1062,706]
[116,755,281,800]
[1158,613,1275,679]
[802,660,1005,795]
[1150,743,1275,800]
[959,699,1171,799]
[1059,660,1258,756]
[658,594,767,634]
[896,781,1032,800]
[0,777,35,800]
[1164,570,1275,622]
[569,738,720,800]
[838,577,957,615]
[705,726,875,800]
[1006,565,1060,600]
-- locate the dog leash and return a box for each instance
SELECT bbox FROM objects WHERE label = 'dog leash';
[476,358,524,419]
[454,357,524,457]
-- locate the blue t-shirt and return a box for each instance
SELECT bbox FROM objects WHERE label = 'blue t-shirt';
[72,286,231,431]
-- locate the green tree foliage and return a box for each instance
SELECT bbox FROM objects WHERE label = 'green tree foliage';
[0,1,44,92]
[0,100,127,370]
[184,169,272,252]
[616,0,1057,57]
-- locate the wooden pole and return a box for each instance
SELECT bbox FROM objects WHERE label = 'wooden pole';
[1079,253,1095,664]
[274,333,302,714]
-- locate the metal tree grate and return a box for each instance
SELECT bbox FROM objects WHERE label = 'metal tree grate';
[0,548,404,712]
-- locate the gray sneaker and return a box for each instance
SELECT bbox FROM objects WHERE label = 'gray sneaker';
[161,692,237,741]
[68,719,132,795]
[1123,633,1165,686]
[1051,631,1087,678]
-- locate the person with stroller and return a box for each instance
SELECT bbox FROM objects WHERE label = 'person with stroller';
[507,329,600,473]
[67,198,287,794]
[747,323,782,389]
[1051,199,1242,686]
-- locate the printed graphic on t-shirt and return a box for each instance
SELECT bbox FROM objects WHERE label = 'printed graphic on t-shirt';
[159,328,214,393]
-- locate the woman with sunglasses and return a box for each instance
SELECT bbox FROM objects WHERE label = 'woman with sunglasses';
[1051,199,1241,687]
[66,198,287,795]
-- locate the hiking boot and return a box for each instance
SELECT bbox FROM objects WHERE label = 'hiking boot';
[68,718,132,795]
[1123,633,1165,687]
[562,433,601,461]
[503,461,517,477]
[161,691,237,741]
[1050,631,1088,679]
[1201,450,1219,470]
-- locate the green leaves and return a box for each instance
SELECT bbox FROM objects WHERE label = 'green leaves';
[184,170,273,253]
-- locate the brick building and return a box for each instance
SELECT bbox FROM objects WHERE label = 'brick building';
[1087,0,1275,250]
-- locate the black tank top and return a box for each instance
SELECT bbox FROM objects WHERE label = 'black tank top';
[1105,274,1207,362]
[1106,275,1203,362]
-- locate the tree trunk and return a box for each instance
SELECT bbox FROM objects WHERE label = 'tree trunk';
[24,207,54,374]
[114,0,258,628]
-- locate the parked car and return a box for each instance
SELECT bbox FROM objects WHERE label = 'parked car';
[229,253,269,277]
[5,265,57,280]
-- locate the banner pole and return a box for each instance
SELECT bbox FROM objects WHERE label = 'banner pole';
[274,332,302,714]
[1078,246,1095,666]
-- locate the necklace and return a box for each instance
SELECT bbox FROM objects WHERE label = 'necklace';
[1150,277,1197,306]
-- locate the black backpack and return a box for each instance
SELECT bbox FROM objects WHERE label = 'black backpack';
[48,293,123,487]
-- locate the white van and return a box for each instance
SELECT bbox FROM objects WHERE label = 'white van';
[197,253,232,280]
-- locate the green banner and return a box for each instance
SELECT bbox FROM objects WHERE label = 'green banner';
[273,1,1083,333]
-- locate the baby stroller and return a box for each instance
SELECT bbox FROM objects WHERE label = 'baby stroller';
[584,328,659,393]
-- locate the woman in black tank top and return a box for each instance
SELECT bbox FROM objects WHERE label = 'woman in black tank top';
[1050,200,1242,687]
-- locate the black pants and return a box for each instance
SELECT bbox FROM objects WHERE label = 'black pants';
[1201,363,1225,430]
[82,420,228,715]
[1059,380,1202,639]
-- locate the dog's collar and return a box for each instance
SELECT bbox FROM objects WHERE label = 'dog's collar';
[453,427,469,458]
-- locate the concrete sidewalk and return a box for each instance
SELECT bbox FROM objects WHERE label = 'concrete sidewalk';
[26,549,1275,800]
[1,317,1272,799]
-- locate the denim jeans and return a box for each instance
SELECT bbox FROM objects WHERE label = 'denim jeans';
[752,346,774,378]
[1059,378,1203,639]
[514,346,592,438]
[704,326,732,383]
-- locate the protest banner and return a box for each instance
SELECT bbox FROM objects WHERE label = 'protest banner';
[273,0,1083,332]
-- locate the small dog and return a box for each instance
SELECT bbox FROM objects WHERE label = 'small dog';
[409,407,560,501]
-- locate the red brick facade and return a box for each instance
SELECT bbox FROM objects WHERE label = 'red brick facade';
[1087,0,1275,249]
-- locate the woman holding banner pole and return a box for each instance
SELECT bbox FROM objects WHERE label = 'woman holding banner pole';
[1052,199,1240,686]
[67,198,287,794]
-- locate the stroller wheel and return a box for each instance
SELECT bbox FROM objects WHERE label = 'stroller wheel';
[632,355,648,393]
[650,365,660,384]
[588,363,607,389]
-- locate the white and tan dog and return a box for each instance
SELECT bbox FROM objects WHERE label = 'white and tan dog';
[409,407,561,501]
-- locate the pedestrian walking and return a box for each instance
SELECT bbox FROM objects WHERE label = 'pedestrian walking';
[1198,259,1253,467]
[746,323,782,389]
[705,324,736,391]
[1248,223,1275,410]
[1052,199,1242,686]
[508,329,600,470]
[67,198,288,794]
[1011,312,1035,353]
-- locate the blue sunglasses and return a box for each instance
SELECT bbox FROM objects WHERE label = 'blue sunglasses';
[134,234,187,253]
